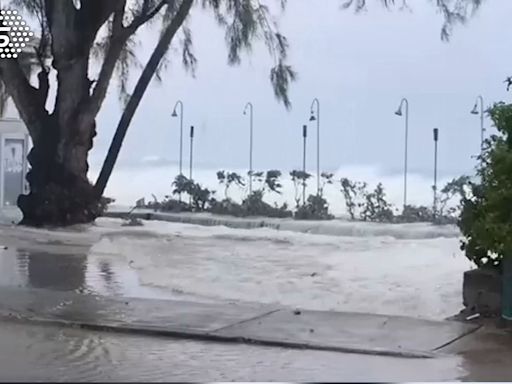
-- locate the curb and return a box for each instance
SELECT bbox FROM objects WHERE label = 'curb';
[0,312,437,359]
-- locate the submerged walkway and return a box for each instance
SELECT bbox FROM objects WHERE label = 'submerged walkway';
[104,206,460,240]
[0,287,478,359]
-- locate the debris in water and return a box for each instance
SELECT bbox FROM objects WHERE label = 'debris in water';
[122,217,144,227]
[293,309,301,315]
[466,313,480,321]
[310,272,317,277]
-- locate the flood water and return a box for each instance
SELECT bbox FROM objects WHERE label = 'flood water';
[0,318,468,382]
[0,222,507,381]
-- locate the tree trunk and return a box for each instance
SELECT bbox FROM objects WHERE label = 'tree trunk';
[94,0,193,197]
[17,114,103,227]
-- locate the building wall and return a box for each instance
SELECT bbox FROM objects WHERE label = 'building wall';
[0,118,29,209]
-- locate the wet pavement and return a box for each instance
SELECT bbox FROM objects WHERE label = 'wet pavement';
[0,220,510,381]
[0,287,478,359]
[0,320,466,382]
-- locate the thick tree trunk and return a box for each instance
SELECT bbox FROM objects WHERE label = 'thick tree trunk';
[17,115,102,227]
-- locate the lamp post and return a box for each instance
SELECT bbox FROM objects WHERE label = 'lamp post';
[433,128,439,220]
[189,125,194,181]
[302,124,307,205]
[243,102,254,194]
[171,100,184,175]
[394,97,409,211]
[470,95,485,154]
[309,98,320,195]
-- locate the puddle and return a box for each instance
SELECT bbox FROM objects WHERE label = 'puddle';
[0,246,170,299]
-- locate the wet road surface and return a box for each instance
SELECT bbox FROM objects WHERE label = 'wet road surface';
[0,221,510,381]
[0,319,466,382]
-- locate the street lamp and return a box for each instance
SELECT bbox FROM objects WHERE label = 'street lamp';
[243,102,254,194]
[470,95,485,154]
[172,100,184,175]
[394,97,409,211]
[309,98,320,195]
[302,124,307,205]
[189,125,194,181]
[433,128,439,221]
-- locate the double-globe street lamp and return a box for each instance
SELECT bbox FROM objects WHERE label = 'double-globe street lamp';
[394,97,409,212]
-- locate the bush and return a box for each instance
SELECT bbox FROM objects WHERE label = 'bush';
[295,194,334,220]
[396,205,433,223]
[217,170,245,199]
[242,190,292,218]
[359,183,394,222]
[209,170,291,218]
[146,197,191,213]
[459,102,512,270]
[171,174,214,212]
[340,177,367,220]
[290,170,311,208]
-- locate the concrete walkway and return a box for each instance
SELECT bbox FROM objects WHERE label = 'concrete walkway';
[104,206,460,239]
[0,287,478,359]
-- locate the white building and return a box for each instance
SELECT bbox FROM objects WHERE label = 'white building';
[0,118,29,208]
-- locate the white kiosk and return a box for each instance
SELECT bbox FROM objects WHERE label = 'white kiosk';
[0,118,29,209]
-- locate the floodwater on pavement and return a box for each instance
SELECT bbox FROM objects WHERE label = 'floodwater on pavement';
[0,319,467,382]
[0,218,472,319]
[0,220,508,381]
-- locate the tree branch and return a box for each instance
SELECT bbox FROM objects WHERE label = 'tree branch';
[82,0,172,123]
[128,0,169,31]
[80,0,130,122]
[94,0,194,197]
[0,61,48,142]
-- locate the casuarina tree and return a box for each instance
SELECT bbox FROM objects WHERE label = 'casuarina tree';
[1,0,295,226]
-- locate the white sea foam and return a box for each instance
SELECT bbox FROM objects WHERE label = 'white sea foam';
[90,163,459,217]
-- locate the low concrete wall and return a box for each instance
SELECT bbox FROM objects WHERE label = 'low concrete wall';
[103,208,461,240]
[463,268,501,316]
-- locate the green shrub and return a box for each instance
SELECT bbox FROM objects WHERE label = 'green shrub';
[242,190,292,218]
[360,183,394,222]
[295,194,334,220]
[290,170,311,208]
[171,175,214,212]
[340,177,367,220]
[459,102,512,270]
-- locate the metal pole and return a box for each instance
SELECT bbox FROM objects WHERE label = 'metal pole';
[302,124,307,205]
[172,100,184,202]
[250,105,253,195]
[172,100,184,175]
[179,104,183,175]
[433,128,439,220]
[189,125,194,180]
[479,95,485,153]
[244,102,254,195]
[310,98,320,196]
[403,98,409,210]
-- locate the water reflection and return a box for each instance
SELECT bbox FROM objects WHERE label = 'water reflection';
[0,245,168,300]
[17,249,88,291]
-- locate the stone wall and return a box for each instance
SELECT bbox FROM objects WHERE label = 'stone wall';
[463,268,501,316]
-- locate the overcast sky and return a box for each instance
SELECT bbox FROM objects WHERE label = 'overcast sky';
[87,0,512,178]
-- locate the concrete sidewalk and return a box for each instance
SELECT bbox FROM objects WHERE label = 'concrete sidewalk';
[0,287,478,359]
[103,207,460,239]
